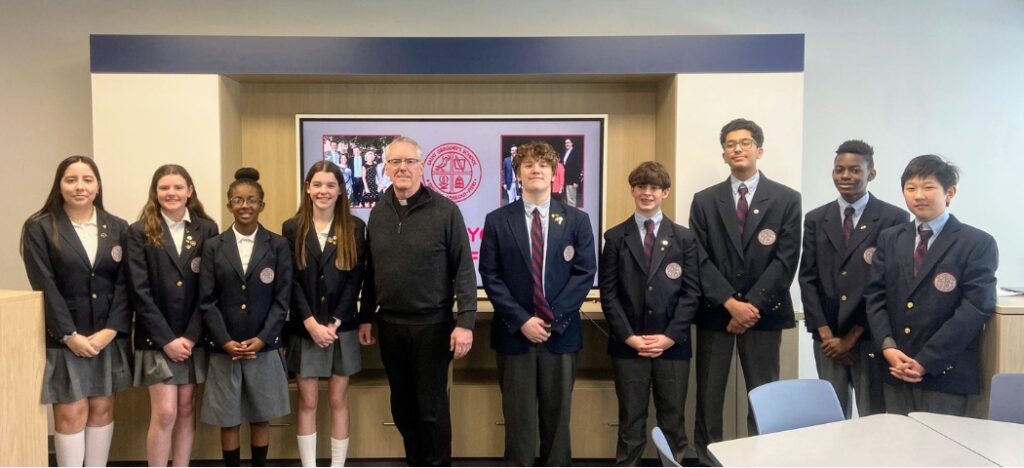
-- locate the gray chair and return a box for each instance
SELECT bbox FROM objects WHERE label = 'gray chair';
[651,426,681,467]
[748,378,845,435]
[988,372,1024,424]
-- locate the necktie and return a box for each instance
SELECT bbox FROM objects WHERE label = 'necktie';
[737,184,749,235]
[842,206,855,243]
[914,224,933,277]
[530,209,554,322]
[643,219,655,265]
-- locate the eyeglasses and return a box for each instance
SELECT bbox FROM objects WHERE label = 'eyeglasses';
[387,158,421,167]
[229,197,263,207]
[724,139,756,150]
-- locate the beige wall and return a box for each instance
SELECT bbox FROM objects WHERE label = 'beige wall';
[92,74,240,227]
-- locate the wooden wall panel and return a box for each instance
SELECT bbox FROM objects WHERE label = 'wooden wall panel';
[0,290,48,467]
[240,81,657,232]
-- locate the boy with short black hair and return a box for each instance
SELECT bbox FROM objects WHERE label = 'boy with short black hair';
[799,140,908,418]
[600,161,700,466]
[865,154,998,415]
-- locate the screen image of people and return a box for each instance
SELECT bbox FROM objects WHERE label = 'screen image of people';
[322,135,396,208]
[500,135,584,208]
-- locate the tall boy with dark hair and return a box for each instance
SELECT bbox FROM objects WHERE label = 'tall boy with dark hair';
[799,140,908,418]
[865,154,998,415]
[689,118,801,464]
[600,161,700,466]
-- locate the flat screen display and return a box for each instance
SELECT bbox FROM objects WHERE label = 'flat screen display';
[297,115,606,287]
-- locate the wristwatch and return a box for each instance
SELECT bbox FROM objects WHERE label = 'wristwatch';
[61,331,78,343]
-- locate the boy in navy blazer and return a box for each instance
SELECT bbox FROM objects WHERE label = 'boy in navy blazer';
[865,155,998,415]
[689,118,801,464]
[600,161,699,466]
[799,140,908,418]
[480,141,596,466]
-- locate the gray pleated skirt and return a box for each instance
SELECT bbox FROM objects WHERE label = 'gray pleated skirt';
[133,347,209,387]
[42,338,132,404]
[200,350,290,427]
[287,330,362,378]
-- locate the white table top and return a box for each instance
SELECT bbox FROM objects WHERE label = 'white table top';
[708,413,996,466]
[909,412,1024,466]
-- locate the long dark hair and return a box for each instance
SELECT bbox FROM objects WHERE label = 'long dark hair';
[138,164,215,246]
[290,161,358,271]
[20,155,104,256]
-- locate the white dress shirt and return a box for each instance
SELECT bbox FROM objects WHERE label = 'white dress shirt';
[71,208,98,266]
[162,209,192,255]
[634,210,664,239]
[233,224,258,274]
[316,218,333,251]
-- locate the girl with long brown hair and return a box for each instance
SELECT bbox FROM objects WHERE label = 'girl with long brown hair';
[283,161,367,467]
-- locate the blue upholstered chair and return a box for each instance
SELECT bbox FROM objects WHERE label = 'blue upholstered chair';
[988,373,1024,424]
[651,426,682,467]
[748,378,845,435]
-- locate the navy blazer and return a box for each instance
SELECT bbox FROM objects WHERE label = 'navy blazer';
[480,198,596,355]
[199,225,292,352]
[282,217,366,336]
[865,215,998,395]
[22,210,131,347]
[799,195,908,341]
[126,213,219,350]
[689,173,802,331]
[600,216,700,360]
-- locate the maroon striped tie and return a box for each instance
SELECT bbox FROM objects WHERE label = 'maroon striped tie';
[842,206,855,243]
[531,208,554,322]
[914,224,932,277]
[643,219,655,264]
[737,184,749,235]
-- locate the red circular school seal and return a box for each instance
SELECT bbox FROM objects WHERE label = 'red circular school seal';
[260,267,275,284]
[423,143,482,203]
[111,245,122,262]
[933,272,957,293]
[863,247,877,265]
[757,229,777,246]
[664,262,682,280]
[191,257,202,274]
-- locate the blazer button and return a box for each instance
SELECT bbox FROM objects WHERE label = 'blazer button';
[648,286,653,292]
[840,271,847,277]
[735,273,744,279]
[241,284,247,291]
[906,302,914,309]
[91,293,97,299]
[176,280,184,287]
[321,296,327,303]
[841,295,848,301]
[90,272,95,277]
[648,310,653,315]
[241,303,247,310]
[904,327,911,335]
[868,353,875,358]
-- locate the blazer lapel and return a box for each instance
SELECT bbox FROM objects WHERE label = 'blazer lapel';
[742,183,771,249]
[314,229,332,269]
[909,216,961,293]
[822,201,845,256]
[714,179,744,257]
[895,223,917,295]
[179,219,200,271]
[647,219,674,282]
[545,200,568,295]
[623,218,648,276]
[221,229,246,282]
[507,200,531,269]
[160,219,186,275]
[245,227,271,280]
[840,196,878,263]
[94,210,113,269]
[57,211,92,268]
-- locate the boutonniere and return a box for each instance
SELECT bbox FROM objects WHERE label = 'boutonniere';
[551,213,564,225]
[184,234,197,250]
[99,224,108,238]
[327,235,337,245]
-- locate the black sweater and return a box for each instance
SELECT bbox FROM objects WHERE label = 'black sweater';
[361,186,477,329]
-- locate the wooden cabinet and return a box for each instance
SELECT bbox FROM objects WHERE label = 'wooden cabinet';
[0,290,48,467]
[969,296,1024,418]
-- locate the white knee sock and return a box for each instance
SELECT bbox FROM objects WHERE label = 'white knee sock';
[330,437,349,467]
[297,433,317,467]
[83,423,113,467]
[54,430,85,467]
